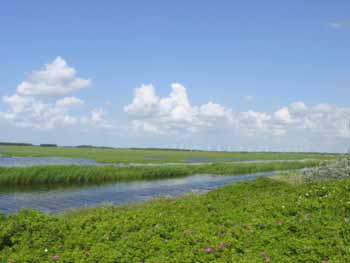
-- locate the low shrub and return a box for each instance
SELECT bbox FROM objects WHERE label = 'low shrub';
[0,177,350,262]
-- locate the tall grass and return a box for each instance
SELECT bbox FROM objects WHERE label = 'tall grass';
[0,160,320,187]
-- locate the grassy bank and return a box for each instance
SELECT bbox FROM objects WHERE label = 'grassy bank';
[1,177,349,262]
[0,161,319,187]
[0,145,337,163]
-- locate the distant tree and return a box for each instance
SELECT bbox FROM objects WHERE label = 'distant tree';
[40,144,58,147]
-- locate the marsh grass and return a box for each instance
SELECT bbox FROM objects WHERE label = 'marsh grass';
[0,160,320,187]
[0,145,337,163]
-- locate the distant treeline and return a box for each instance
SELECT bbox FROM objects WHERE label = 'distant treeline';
[128,147,199,152]
[75,145,115,149]
[0,142,58,147]
[0,142,33,146]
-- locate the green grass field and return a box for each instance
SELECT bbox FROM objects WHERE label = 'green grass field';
[0,145,338,163]
[1,177,349,262]
[0,160,320,187]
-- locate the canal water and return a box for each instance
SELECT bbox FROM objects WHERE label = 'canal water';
[0,172,277,214]
[0,156,99,166]
[0,156,292,167]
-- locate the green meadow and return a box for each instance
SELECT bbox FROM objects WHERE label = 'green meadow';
[0,145,337,163]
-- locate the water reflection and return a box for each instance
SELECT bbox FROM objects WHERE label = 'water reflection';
[0,172,277,214]
[0,156,98,166]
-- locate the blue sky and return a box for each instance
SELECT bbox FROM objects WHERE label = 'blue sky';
[0,1,349,152]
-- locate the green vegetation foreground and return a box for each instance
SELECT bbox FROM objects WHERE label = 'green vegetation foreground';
[1,177,349,262]
[0,161,319,186]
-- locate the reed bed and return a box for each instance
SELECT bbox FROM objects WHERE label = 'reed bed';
[0,160,320,187]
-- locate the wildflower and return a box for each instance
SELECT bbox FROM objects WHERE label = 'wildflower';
[44,248,48,253]
[276,219,284,226]
[261,251,271,262]
[53,255,59,261]
[218,242,226,250]
[204,247,213,254]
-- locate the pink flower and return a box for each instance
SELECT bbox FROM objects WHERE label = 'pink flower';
[218,242,226,250]
[53,255,59,261]
[261,251,271,262]
[204,247,213,254]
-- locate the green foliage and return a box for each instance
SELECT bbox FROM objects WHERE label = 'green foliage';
[0,161,319,187]
[0,145,337,163]
[1,177,350,262]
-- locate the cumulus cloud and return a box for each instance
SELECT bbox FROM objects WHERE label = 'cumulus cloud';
[290,101,307,112]
[199,102,228,118]
[274,107,293,123]
[81,108,107,126]
[124,83,350,143]
[124,84,159,115]
[56,97,84,108]
[0,57,105,130]
[0,93,80,129]
[1,59,349,152]
[17,57,91,97]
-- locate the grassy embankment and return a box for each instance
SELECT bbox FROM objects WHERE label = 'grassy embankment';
[0,160,320,187]
[0,145,337,163]
[1,176,349,262]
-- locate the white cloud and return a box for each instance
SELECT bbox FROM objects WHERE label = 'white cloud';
[274,107,293,123]
[124,83,268,135]
[0,94,80,130]
[56,97,84,108]
[1,60,350,152]
[290,101,307,112]
[0,57,103,130]
[125,83,197,125]
[16,57,91,97]
[81,108,106,126]
[124,84,350,144]
[199,102,228,118]
[124,84,159,115]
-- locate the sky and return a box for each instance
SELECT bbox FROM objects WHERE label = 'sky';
[0,1,349,152]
